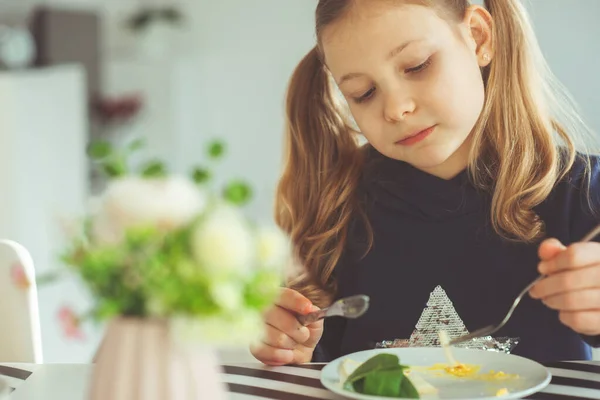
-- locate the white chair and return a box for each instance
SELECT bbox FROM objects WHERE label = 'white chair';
[0,239,43,363]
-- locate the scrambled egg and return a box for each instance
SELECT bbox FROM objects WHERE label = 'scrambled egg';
[443,363,481,377]
[427,363,519,381]
[428,362,481,378]
[496,388,509,396]
[436,330,519,381]
[480,370,520,381]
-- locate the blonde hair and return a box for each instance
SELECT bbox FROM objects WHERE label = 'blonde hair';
[275,0,597,307]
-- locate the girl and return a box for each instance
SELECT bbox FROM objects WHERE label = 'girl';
[250,0,600,365]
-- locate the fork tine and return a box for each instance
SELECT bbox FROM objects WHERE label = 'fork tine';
[448,325,495,346]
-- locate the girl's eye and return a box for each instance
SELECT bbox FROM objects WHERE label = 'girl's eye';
[349,57,432,104]
[405,57,432,74]
[354,87,376,104]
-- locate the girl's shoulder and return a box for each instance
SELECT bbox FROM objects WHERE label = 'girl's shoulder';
[557,151,600,201]
[538,151,600,242]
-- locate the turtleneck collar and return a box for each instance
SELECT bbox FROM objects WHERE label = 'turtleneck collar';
[360,146,489,221]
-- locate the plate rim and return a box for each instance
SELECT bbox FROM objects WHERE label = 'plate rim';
[319,347,552,400]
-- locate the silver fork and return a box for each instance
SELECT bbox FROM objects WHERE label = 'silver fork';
[449,222,600,346]
[296,294,370,326]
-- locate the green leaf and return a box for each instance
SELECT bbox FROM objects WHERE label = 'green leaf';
[223,180,252,205]
[399,374,420,399]
[127,138,146,152]
[345,354,400,386]
[35,270,64,285]
[343,354,419,399]
[208,140,225,159]
[87,141,112,160]
[162,8,183,23]
[95,300,123,320]
[103,159,127,177]
[141,160,167,177]
[244,271,282,310]
[192,167,211,184]
[363,366,404,397]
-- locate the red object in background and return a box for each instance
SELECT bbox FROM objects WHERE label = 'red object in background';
[58,306,85,340]
[10,262,31,290]
[92,93,144,125]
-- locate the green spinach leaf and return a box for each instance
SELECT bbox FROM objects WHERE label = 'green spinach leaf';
[342,353,420,398]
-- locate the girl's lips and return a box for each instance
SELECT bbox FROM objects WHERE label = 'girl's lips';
[396,125,436,146]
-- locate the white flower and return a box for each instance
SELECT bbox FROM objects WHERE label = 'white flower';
[190,204,255,276]
[256,226,289,270]
[210,281,243,312]
[170,311,264,347]
[92,175,206,245]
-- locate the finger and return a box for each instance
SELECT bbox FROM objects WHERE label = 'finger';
[539,242,600,274]
[542,289,600,311]
[250,341,294,366]
[304,305,324,349]
[530,267,600,299]
[264,305,311,344]
[276,288,313,315]
[538,238,566,261]
[262,324,298,350]
[559,311,600,336]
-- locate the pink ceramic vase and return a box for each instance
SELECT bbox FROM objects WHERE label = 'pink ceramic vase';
[89,317,227,400]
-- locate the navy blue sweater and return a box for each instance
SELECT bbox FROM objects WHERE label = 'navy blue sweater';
[313,147,600,363]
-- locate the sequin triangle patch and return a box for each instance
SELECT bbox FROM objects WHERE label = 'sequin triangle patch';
[376,286,519,353]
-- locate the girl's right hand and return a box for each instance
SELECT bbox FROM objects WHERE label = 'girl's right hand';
[250,288,324,365]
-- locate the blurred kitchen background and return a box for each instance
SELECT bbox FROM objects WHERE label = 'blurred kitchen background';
[0,0,598,363]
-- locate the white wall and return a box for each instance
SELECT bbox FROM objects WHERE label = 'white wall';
[170,0,315,219]
[2,0,598,363]
[526,0,600,139]
[0,66,94,364]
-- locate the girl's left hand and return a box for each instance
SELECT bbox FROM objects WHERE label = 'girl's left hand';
[530,238,600,336]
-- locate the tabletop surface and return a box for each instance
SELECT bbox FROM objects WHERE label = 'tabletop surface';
[2,360,600,399]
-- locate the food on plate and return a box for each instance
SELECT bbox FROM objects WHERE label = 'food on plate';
[481,370,519,381]
[436,330,519,381]
[341,354,421,398]
[428,362,480,378]
[438,330,460,366]
[335,331,521,398]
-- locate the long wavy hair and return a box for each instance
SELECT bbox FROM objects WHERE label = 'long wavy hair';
[275,0,596,307]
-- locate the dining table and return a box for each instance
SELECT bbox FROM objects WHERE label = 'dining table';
[2,359,600,399]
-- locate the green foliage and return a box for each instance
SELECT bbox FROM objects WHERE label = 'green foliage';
[47,137,284,326]
[88,138,249,202]
[141,160,167,177]
[344,354,420,398]
[208,141,225,159]
[192,167,211,184]
[223,180,252,206]
[127,7,184,32]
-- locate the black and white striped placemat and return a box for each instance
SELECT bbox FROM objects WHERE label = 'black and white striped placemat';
[2,361,600,399]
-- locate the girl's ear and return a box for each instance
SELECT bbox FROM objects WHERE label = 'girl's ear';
[463,5,494,67]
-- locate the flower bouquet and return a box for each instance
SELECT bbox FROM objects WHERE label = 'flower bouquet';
[58,139,286,400]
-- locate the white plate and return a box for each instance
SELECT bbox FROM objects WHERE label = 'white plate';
[0,377,9,400]
[320,347,551,399]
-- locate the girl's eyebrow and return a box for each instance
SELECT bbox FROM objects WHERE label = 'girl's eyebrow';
[336,39,421,86]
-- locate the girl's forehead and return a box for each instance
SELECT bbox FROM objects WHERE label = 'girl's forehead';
[321,4,451,70]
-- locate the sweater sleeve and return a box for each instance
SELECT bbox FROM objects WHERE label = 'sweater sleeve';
[566,155,600,244]
[311,315,347,362]
[565,154,600,347]
[310,251,354,362]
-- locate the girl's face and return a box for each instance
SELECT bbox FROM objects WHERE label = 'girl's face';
[322,3,492,179]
